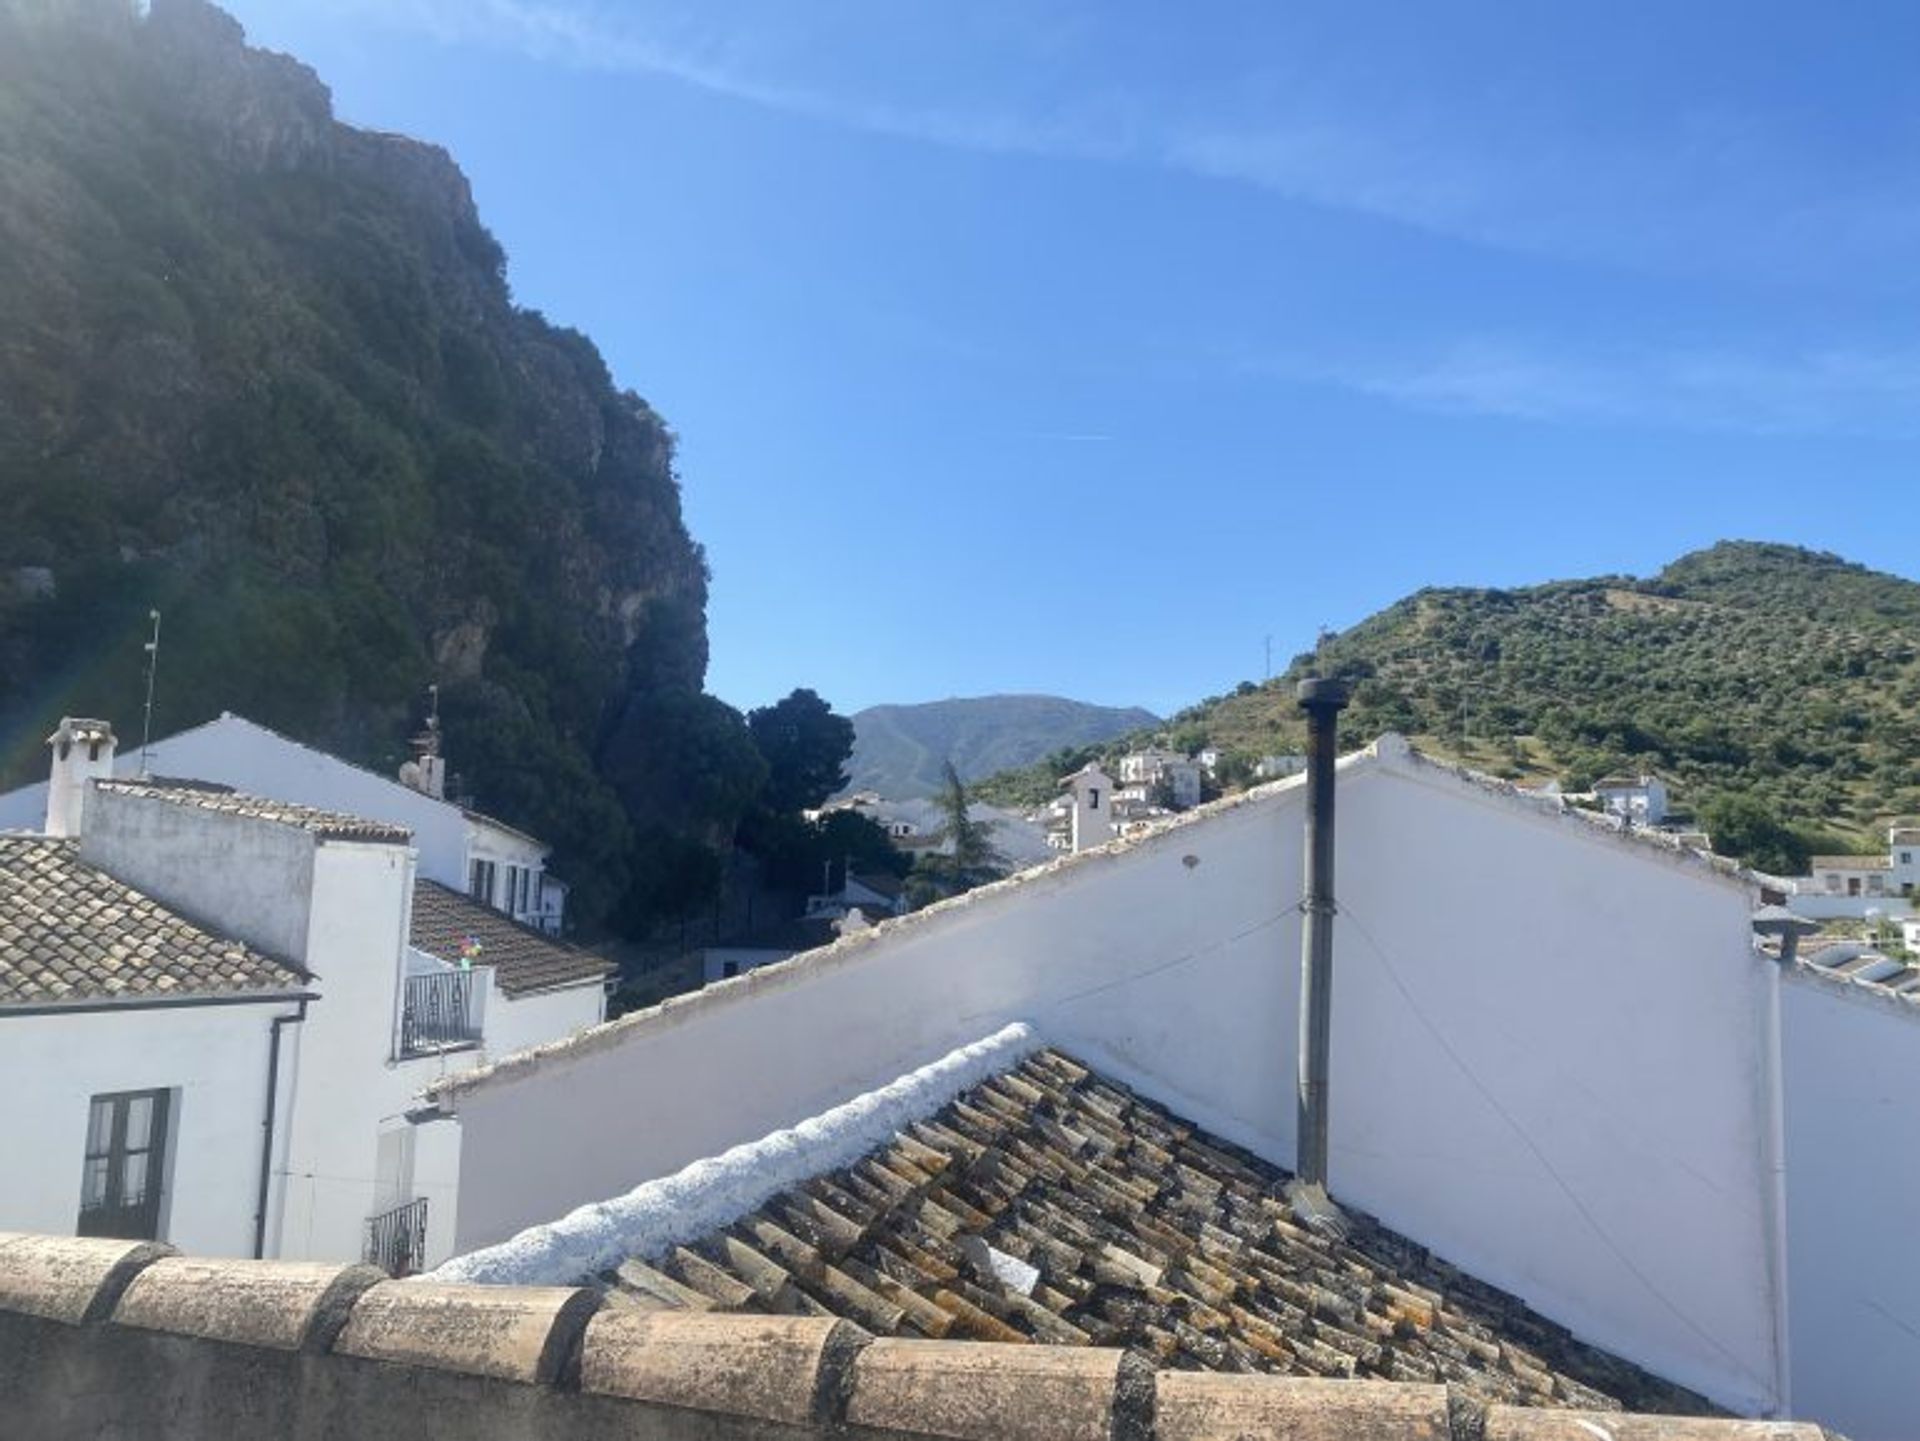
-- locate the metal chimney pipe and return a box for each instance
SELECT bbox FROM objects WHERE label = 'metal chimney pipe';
[1295,676,1350,1193]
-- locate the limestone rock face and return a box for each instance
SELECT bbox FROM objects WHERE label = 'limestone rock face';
[0,0,722,925]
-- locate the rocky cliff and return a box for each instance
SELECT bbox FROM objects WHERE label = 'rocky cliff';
[0,0,736,925]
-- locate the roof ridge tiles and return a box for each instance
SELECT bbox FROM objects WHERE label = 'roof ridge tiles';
[94,778,412,844]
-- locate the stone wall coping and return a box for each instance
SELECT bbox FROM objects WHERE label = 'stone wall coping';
[0,1231,175,1325]
[335,1279,600,1385]
[113,1255,385,1352]
[582,1309,866,1427]
[1155,1370,1451,1441]
[0,1236,1847,1439]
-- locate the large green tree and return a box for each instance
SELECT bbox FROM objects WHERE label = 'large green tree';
[1697,794,1813,877]
[747,688,855,815]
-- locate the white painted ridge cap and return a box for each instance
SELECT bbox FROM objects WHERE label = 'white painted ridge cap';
[1370,734,1757,893]
[424,1020,1042,1287]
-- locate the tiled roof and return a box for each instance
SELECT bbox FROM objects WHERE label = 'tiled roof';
[460,807,547,850]
[1809,855,1892,871]
[607,1048,1716,1418]
[96,779,411,844]
[0,837,307,1007]
[410,881,610,996]
[850,871,904,901]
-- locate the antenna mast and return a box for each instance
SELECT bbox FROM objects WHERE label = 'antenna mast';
[139,609,162,778]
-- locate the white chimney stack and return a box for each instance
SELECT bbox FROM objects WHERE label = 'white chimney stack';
[45,717,117,838]
[398,686,447,799]
[1063,764,1114,854]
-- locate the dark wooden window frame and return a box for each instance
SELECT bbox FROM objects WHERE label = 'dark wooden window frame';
[77,1088,172,1241]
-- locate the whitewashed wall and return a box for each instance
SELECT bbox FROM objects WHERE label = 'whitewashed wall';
[1783,893,1911,921]
[1328,763,1781,1417]
[481,983,603,1061]
[275,841,480,1264]
[0,1004,289,1256]
[0,715,475,887]
[1781,971,1920,1441]
[439,747,1781,1413]
[129,716,475,888]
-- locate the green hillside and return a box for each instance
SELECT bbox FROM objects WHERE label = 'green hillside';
[1168,542,1920,855]
[0,0,760,927]
[846,695,1159,798]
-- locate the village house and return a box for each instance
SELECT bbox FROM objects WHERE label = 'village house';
[369,731,1860,1427]
[803,869,907,922]
[1116,745,1205,810]
[1058,761,1113,853]
[3,713,1904,1437]
[1254,752,1308,780]
[1593,773,1671,827]
[1785,825,1920,919]
[343,720,1912,1439]
[0,711,568,935]
[0,719,608,1276]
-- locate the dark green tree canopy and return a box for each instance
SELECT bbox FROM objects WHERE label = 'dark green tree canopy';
[747,688,855,815]
[1697,794,1815,877]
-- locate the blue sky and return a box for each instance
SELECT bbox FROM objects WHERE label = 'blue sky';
[224,0,1920,718]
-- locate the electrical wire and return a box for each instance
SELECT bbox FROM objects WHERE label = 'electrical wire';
[1339,900,1772,1396]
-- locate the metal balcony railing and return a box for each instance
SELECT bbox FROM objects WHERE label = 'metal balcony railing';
[365,1196,428,1277]
[399,970,481,1056]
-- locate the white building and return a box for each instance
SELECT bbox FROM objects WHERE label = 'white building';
[1116,746,1204,810]
[380,733,1920,1438]
[803,870,908,922]
[1255,753,1308,780]
[1789,826,1920,920]
[412,739,1784,1413]
[0,721,607,1275]
[1059,762,1114,854]
[0,712,566,934]
[1593,774,1671,827]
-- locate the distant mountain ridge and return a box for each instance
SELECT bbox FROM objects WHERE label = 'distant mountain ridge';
[846,695,1159,798]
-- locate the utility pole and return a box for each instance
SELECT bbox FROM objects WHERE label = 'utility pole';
[1265,634,1273,682]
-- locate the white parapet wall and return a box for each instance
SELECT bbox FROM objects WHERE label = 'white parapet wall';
[427,740,1783,1416]
[1780,967,1920,1441]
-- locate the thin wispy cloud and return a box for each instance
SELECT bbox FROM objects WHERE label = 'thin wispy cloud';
[302,0,1129,161]
[1279,340,1920,437]
[289,0,1920,282]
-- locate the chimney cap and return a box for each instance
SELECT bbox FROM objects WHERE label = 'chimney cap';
[1296,677,1351,711]
[45,717,115,747]
[1751,906,1820,938]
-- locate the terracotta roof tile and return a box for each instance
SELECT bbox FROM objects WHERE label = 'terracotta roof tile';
[610,1047,1719,1418]
[409,881,611,997]
[0,837,306,1006]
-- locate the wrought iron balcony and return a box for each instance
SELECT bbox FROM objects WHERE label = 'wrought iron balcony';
[399,969,482,1057]
[365,1196,427,1277]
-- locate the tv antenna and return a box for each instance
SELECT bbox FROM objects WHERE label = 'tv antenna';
[139,609,161,778]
